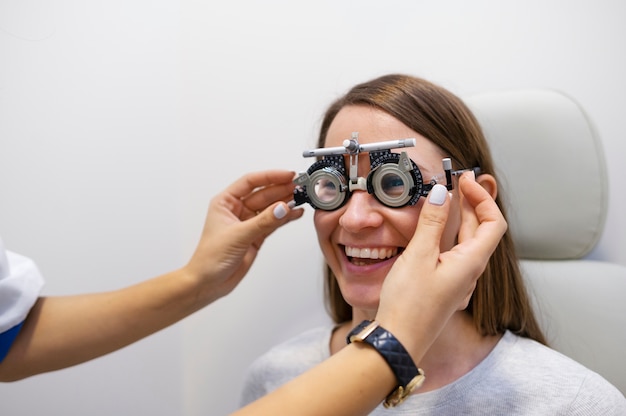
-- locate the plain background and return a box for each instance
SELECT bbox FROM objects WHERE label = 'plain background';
[1,1,624,414]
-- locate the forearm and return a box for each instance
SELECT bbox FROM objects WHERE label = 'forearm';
[234,342,396,416]
[0,268,209,381]
[0,171,302,382]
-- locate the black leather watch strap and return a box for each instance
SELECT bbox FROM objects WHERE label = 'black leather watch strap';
[347,320,425,407]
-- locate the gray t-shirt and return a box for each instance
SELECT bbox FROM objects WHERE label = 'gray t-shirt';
[241,325,626,415]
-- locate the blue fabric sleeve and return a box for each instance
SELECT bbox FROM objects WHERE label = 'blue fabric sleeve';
[0,321,24,362]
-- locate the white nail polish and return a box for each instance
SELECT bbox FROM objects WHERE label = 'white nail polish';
[429,184,448,206]
[273,204,287,219]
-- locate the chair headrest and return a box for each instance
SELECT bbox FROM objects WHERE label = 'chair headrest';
[465,89,608,260]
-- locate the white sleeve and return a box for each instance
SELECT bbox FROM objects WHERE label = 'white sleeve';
[0,237,45,332]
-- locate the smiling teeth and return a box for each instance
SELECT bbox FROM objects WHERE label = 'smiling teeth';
[345,246,398,260]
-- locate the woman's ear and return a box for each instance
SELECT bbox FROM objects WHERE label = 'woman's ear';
[476,173,498,199]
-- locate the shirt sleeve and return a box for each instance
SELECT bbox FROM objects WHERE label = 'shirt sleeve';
[0,321,24,362]
[0,237,45,360]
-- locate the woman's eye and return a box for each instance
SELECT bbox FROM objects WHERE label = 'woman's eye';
[314,179,338,201]
[380,173,405,197]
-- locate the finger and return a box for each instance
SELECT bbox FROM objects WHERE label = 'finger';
[235,201,304,247]
[241,181,296,214]
[457,171,480,243]
[226,170,296,200]
[452,174,507,260]
[459,282,477,310]
[463,179,506,243]
[403,184,451,261]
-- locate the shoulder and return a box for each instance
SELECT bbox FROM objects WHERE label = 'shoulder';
[567,371,626,415]
[370,332,625,415]
[239,325,334,406]
[264,325,333,359]
[498,332,610,380]
[246,325,332,375]
[487,332,626,413]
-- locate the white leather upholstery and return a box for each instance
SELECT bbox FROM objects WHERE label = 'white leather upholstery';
[522,260,626,392]
[467,89,607,260]
[466,90,626,394]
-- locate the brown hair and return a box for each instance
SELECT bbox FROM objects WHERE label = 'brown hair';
[318,74,546,344]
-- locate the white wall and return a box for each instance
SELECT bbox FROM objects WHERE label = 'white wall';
[1,1,624,415]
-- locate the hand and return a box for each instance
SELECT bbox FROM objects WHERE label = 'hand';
[183,170,304,302]
[375,172,507,359]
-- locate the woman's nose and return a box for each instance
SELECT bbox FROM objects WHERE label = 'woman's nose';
[338,191,384,232]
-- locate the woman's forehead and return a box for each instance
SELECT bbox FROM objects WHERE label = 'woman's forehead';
[325,106,446,175]
[325,105,414,143]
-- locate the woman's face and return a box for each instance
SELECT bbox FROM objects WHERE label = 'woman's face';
[314,105,461,315]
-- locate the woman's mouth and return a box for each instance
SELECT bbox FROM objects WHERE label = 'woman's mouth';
[343,245,402,266]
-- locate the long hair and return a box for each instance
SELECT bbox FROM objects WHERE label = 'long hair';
[318,74,546,344]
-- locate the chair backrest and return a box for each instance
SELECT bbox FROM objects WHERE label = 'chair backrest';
[466,89,626,394]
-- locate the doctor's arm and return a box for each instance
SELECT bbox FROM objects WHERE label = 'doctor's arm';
[0,170,303,381]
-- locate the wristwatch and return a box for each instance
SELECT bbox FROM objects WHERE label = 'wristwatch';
[347,320,425,408]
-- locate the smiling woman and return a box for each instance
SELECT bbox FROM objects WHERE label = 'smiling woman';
[314,76,507,331]
[314,104,467,317]
[239,74,626,415]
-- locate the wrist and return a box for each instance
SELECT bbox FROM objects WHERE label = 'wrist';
[375,303,451,366]
[175,265,221,310]
[347,320,425,408]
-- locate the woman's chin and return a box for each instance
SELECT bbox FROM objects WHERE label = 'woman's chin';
[334,261,394,313]
[341,289,381,313]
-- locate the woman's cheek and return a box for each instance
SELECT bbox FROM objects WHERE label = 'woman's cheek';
[313,211,338,259]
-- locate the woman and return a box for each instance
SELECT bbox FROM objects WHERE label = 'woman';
[241,74,626,414]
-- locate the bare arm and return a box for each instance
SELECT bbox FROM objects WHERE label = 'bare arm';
[0,170,304,381]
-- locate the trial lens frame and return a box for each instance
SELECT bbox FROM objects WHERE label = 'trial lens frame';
[292,132,480,211]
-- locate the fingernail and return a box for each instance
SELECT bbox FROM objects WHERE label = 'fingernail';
[287,200,296,209]
[429,184,448,206]
[273,203,288,219]
[465,170,476,181]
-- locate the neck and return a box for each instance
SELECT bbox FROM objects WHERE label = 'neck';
[331,310,501,393]
[414,312,501,392]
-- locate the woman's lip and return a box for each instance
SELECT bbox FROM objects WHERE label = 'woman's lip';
[340,248,399,275]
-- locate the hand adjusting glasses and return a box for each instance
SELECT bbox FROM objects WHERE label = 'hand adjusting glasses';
[293,132,480,211]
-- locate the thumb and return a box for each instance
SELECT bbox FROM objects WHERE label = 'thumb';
[236,201,304,246]
[403,184,451,261]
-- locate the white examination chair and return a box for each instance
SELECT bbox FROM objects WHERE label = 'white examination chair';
[466,89,626,394]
